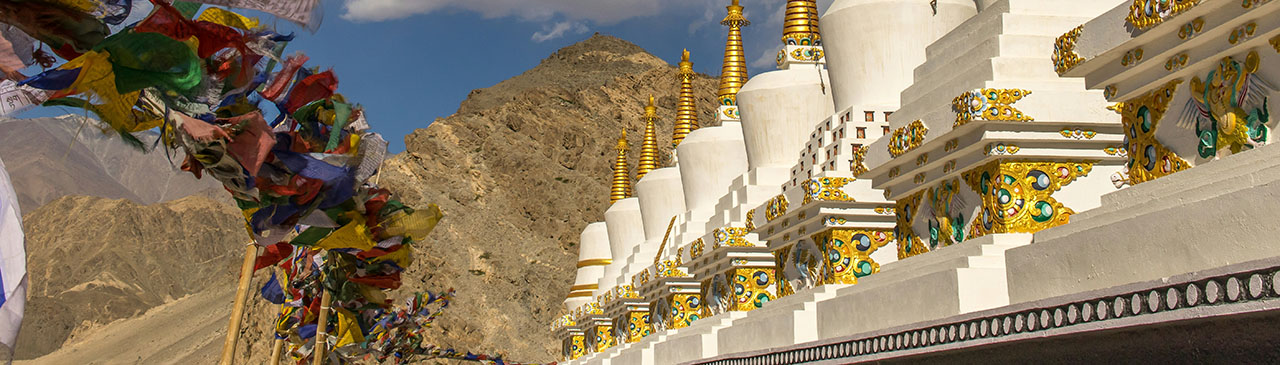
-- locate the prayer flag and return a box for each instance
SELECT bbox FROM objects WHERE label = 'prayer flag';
[0,157,26,352]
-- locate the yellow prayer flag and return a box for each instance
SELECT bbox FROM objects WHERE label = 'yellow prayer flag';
[371,244,413,268]
[197,7,261,30]
[380,204,443,241]
[59,51,146,132]
[315,219,377,251]
[334,308,365,347]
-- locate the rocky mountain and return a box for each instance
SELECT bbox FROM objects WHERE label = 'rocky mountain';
[0,116,227,214]
[14,195,245,360]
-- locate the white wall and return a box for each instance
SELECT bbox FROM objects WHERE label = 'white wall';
[822,0,977,111]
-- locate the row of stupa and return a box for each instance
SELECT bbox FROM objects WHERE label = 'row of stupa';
[555,0,1280,363]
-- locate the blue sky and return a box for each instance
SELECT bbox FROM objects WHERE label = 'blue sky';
[20,0,832,153]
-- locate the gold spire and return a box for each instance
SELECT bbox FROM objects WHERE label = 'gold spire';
[782,0,821,46]
[674,49,698,147]
[637,95,660,180]
[717,0,750,106]
[611,130,632,203]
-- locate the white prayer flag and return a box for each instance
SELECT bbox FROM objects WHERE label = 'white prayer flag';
[0,80,52,118]
[0,157,27,351]
[185,0,323,32]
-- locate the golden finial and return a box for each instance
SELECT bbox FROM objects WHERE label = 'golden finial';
[674,49,698,147]
[718,0,750,106]
[611,130,632,203]
[637,95,659,180]
[782,0,821,46]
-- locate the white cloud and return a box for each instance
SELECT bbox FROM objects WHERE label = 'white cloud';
[341,0,664,24]
[532,21,591,42]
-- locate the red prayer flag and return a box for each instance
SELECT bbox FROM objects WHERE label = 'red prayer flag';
[254,241,294,271]
[283,70,337,113]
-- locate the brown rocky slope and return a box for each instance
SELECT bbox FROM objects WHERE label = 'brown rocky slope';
[15,195,245,360]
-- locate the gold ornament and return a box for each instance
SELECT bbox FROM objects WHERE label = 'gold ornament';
[1053,25,1084,75]
[713,227,751,248]
[626,311,651,342]
[802,177,855,204]
[888,120,929,157]
[765,194,789,222]
[637,95,660,180]
[953,89,1033,127]
[895,191,927,260]
[851,145,869,177]
[963,160,1094,239]
[569,334,587,360]
[674,50,699,147]
[1123,79,1191,185]
[781,0,821,46]
[726,267,777,312]
[1125,0,1198,30]
[593,324,616,352]
[717,0,751,106]
[810,228,892,285]
[611,130,632,203]
[1178,17,1205,40]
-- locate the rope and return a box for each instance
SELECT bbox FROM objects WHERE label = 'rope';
[652,216,678,265]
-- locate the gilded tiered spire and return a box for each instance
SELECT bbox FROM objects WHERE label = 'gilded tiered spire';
[717,0,750,106]
[611,130,632,203]
[674,49,698,148]
[782,0,821,46]
[637,95,660,180]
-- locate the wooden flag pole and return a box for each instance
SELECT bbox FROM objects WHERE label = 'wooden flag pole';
[312,290,333,364]
[269,337,285,365]
[220,241,261,365]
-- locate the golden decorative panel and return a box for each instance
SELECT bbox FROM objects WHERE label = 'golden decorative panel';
[953,89,1033,127]
[569,334,586,360]
[1053,25,1084,75]
[916,153,929,166]
[963,160,1094,239]
[895,191,928,260]
[1121,79,1192,185]
[745,209,756,231]
[944,139,959,152]
[1271,35,1280,52]
[802,177,855,204]
[1125,0,1198,30]
[765,194,789,222]
[592,324,616,352]
[944,160,957,173]
[626,311,651,342]
[691,238,705,259]
[888,120,929,157]
[727,267,776,312]
[667,293,701,329]
[810,228,892,285]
